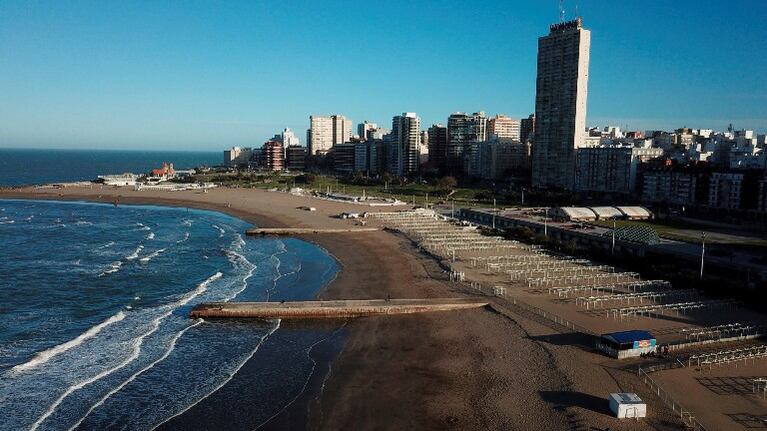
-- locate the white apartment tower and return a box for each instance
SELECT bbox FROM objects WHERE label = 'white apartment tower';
[281,128,300,147]
[531,18,591,190]
[391,113,421,176]
[308,114,352,155]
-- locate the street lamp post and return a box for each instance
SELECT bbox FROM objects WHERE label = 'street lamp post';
[521,188,525,206]
[611,219,616,256]
[700,232,706,280]
[492,198,496,229]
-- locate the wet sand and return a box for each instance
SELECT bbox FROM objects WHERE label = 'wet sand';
[1,186,685,430]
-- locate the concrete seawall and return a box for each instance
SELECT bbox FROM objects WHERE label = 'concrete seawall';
[246,227,381,236]
[190,298,489,319]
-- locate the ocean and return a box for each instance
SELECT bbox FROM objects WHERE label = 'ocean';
[0,199,345,430]
[0,148,221,187]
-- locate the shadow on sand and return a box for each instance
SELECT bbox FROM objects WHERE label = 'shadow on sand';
[539,390,611,416]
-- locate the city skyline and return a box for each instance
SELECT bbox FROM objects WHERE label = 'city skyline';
[1,1,766,150]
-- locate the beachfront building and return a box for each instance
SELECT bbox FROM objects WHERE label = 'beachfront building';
[427,124,448,172]
[331,143,356,174]
[224,147,253,167]
[597,330,657,359]
[389,113,421,177]
[285,145,307,171]
[447,112,488,175]
[148,163,175,181]
[467,138,531,180]
[488,114,521,141]
[308,114,352,155]
[531,18,591,190]
[262,140,284,171]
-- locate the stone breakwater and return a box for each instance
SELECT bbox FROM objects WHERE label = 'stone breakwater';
[190,298,489,319]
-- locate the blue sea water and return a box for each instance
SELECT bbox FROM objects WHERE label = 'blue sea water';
[0,199,342,430]
[0,148,221,186]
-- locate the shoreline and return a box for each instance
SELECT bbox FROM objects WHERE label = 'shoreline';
[1,187,675,430]
[0,191,350,430]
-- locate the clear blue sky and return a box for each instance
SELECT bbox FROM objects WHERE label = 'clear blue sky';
[1,0,765,150]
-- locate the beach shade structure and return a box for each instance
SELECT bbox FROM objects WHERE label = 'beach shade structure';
[608,393,647,418]
[601,225,660,245]
[596,330,656,359]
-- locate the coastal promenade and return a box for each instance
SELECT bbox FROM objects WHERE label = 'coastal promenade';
[190,298,489,319]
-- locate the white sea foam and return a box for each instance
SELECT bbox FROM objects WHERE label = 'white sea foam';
[181,219,192,227]
[212,224,225,238]
[30,272,222,430]
[75,220,92,226]
[146,232,155,240]
[68,319,205,430]
[139,248,166,263]
[176,232,189,244]
[11,311,127,374]
[223,249,257,302]
[98,261,123,277]
[126,245,144,260]
[99,241,115,249]
[0,219,15,224]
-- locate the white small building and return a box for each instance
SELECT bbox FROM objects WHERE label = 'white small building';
[98,173,139,186]
[609,393,647,419]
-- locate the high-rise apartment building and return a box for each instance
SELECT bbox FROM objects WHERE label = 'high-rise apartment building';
[447,112,487,174]
[308,114,352,155]
[262,140,284,171]
[531,18,591,190]
[520,114,536,143]
[389,113,421,176]
[223,147,253,167]
[428,124,448,171]
[358,121,378,141]
[281,128,300,147]
[488,114,521,140]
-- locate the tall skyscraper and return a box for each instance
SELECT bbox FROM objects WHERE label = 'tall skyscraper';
[488,114,521,140]
[309,114,352,155]
[531,18,591,190]
[389,113,421,176]
[447,112,487,175]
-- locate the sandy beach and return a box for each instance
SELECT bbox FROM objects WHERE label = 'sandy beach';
[1,186,685,430]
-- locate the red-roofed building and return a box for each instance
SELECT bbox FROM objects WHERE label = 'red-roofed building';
[149,163,175,180]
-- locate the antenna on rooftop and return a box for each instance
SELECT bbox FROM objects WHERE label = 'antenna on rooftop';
[559,0,565,22]
[575,0,580,18]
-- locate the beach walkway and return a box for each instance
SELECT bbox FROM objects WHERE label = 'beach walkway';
[190,298,489,319]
